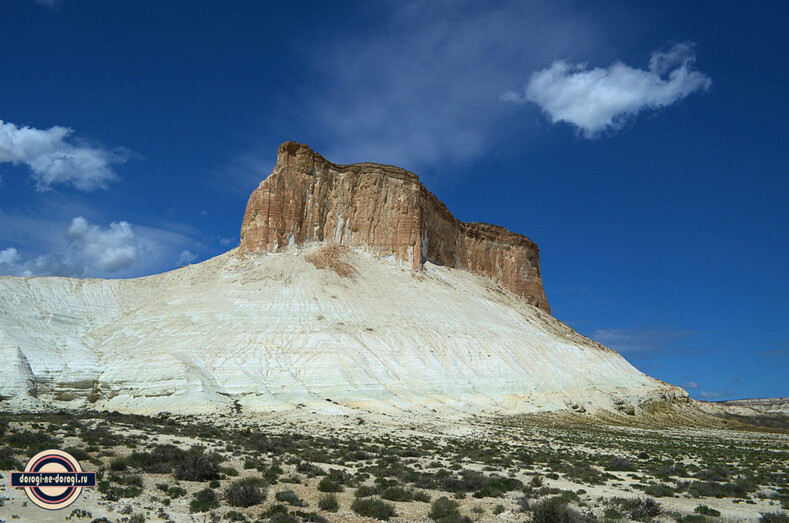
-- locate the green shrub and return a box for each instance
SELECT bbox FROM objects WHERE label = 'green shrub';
[606,456,635,471]
[380,486,413,502]
[355,485,379,497]
[351,497,397,520]
[224,510,246,521]
[167,485,186,498]
[280,474,302,484]
[761,514,789,523]
[605,497,661,522]
[531,496,591,523]
[687,480,750,498]
[296,461,326,476]
[110,457,128,471]
[695,465,731,482]
[175,453,220,481]
[428,496,472,522]
[261,504,289,518]
[644,484,675,497]
[6,430,62,452]
[694,505,721,516]
[129,444,221,481]
[190,487,219,512]
[97,478,142,500]
[292,510,327,522]
[413,490,431,503]
[318,493,339,512]
[0,446,23,470]
[317,477,344,492]
[275,489,306,507]
[224,477,266,507]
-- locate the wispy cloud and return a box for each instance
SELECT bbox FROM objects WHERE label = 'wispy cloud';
[760,341,789,357]
[0,119,127,191]
[502,43,711,138]
[297,1,601,171]
[591,327,695,353]
[682,381,700,390]
[761,350,789,357]
[699,389,734,399]
[177,249,197,266]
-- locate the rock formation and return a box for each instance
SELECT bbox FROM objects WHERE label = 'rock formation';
[0,142,691,416]
[240,142,550,313]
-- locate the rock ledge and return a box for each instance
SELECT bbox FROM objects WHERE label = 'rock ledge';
[239,142,550,313]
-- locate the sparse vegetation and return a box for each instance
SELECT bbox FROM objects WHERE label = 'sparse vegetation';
[224,477,266,507]
[351,497,397,520]
[0,410,786,522]
[317,476,344,492]
[428,496,472,522]
[318,493,339,512]
[189,487,219,512]
[530,496,590,523]
[694,505,721,516]
[275,488,306,506]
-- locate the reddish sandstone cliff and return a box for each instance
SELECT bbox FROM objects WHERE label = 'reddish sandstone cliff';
[239,142,550,313]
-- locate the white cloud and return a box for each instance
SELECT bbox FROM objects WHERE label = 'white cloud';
[0,206,200,278]
[66,217,138,272]
[682,381,699,390]
[699,389,733,399]
[0,119,126,191]
[177,250,197,266]
[219,237,233,246]
[2,217,139,277]
[0,247,21,265]
[294,1,601,171]
[502,43,711,138]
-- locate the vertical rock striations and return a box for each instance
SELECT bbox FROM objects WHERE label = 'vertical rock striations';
[239,142,550,313]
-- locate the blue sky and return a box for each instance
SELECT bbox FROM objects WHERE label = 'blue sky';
[1,1,786,401]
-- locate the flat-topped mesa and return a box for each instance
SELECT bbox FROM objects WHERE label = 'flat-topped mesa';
[239,142,550,313]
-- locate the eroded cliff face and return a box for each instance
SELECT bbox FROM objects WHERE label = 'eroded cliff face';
[239,142,550,313]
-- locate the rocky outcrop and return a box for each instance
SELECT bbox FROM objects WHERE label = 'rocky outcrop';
[239,142,550,313]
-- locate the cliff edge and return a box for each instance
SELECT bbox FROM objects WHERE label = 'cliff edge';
[239,142,550,313]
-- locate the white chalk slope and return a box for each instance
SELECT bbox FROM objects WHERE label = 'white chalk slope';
[0,246,686,415]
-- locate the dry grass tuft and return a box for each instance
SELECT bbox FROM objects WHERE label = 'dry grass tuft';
[305,244,357,278]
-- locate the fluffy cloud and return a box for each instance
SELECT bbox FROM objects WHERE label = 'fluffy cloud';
[66,217,138,272]
[0,119,126,191]
[0,217,139,277]
[502,43,711,137]
[0,247,21,265]
[177,249,198,266]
